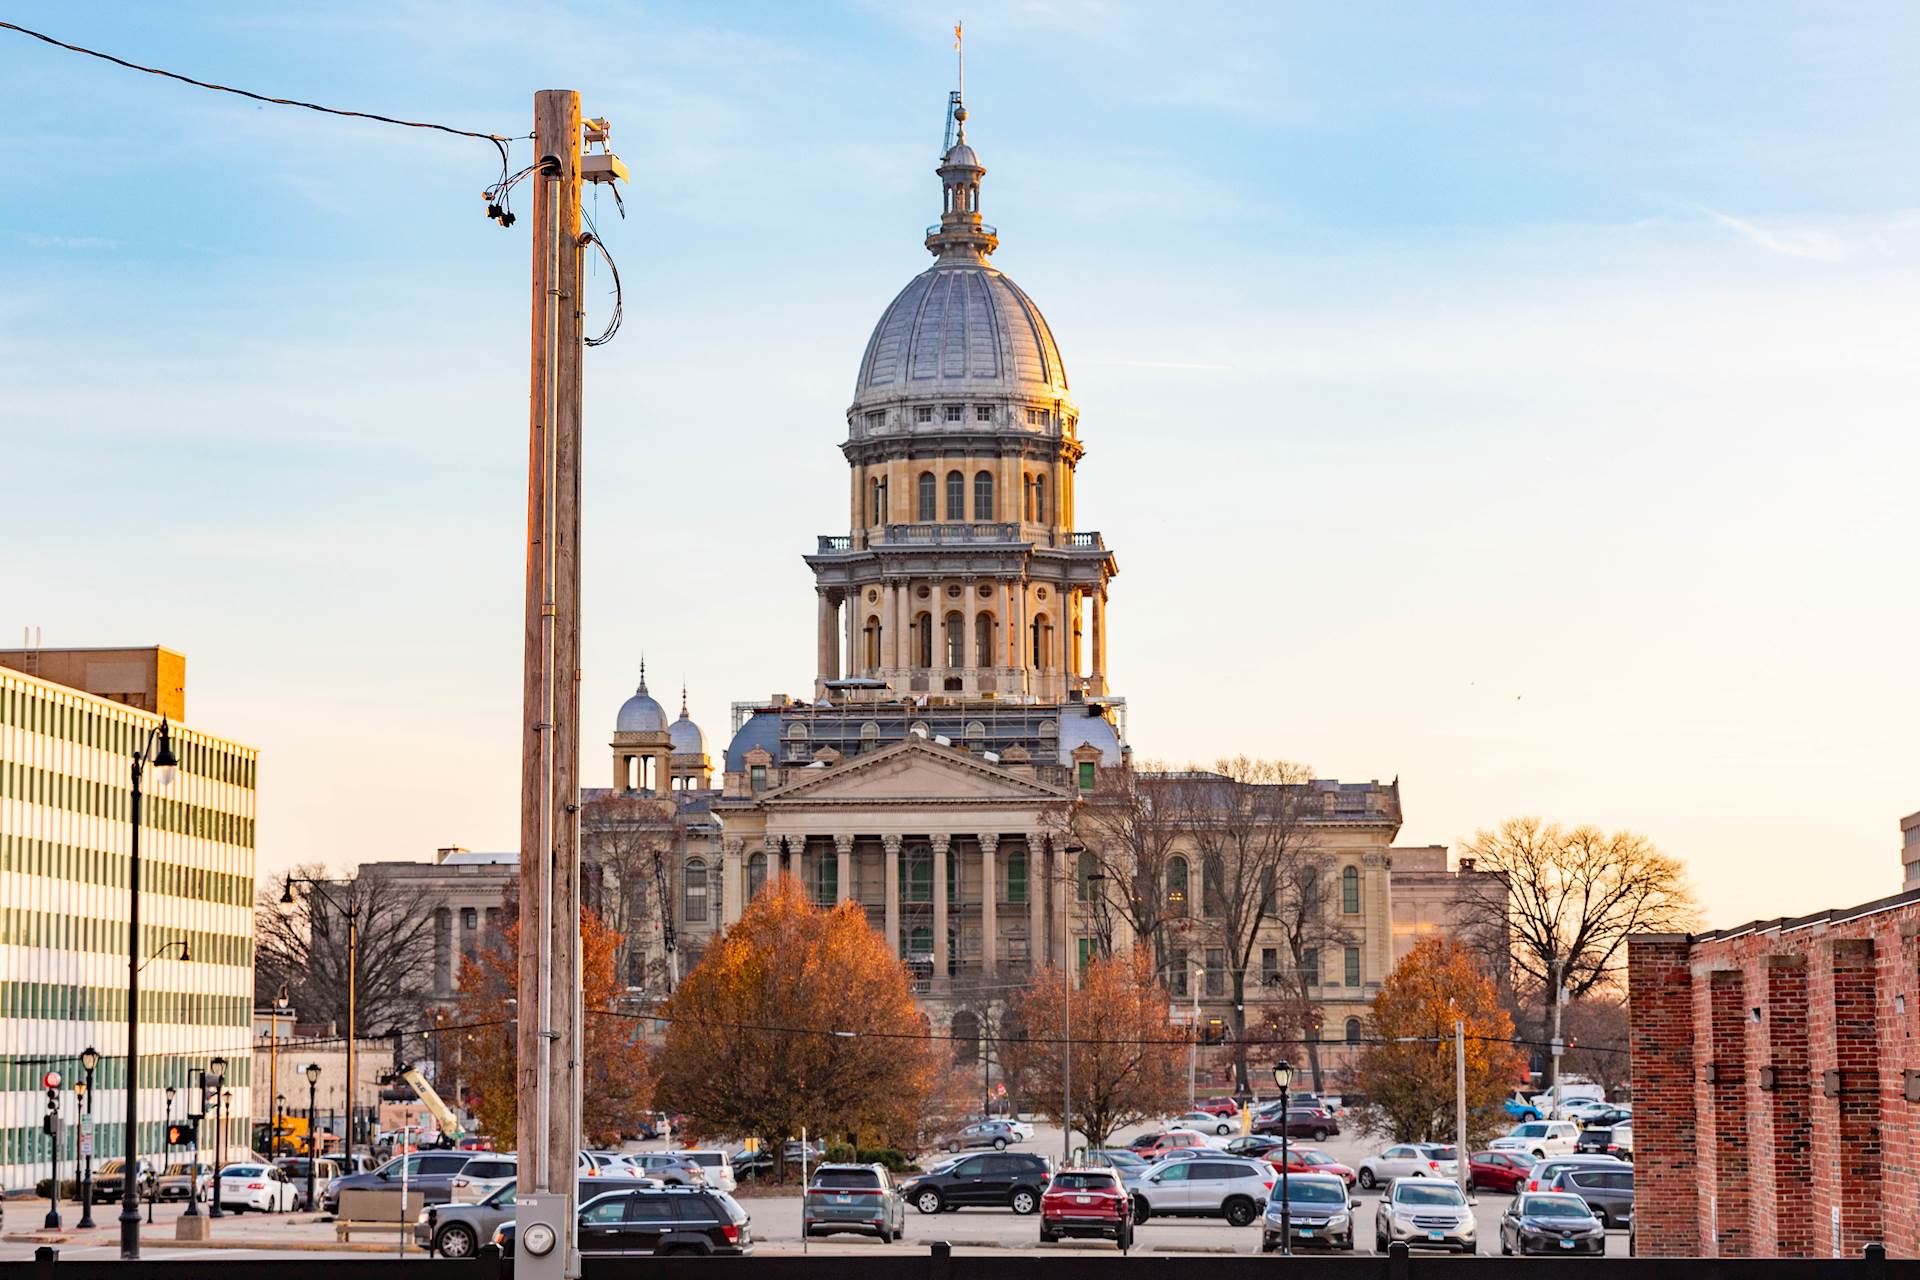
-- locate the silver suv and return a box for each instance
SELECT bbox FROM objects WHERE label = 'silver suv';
[1132,1156,1274,1226]
[1374,1177,1476,1253]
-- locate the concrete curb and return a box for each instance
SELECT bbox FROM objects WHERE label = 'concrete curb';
[4,1231,424,1255]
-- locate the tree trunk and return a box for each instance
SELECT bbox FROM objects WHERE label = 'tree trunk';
[1230,970,1250,1094]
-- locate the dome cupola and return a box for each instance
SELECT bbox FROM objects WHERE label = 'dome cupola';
[614,660,668,735]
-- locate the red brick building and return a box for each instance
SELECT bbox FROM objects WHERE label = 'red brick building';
[1630,888,1920,1258]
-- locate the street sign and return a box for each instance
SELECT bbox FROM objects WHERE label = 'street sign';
[78,1115,94,1157]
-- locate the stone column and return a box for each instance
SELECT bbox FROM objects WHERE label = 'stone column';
[1027,835,1047,970]
[931,834,950,985]
[882,835,902,955]
[846,588,861,676]
[816,588,835,688]
[980,834,999,976]
[721,838,744,926]
[764,835,784,889]
[962,576,979,690]
[1068,589,1082,680]
[897,578,914,676]
[884,580,901,671]
[1091,589,1107,694]
[834,834,853,906]
[929,579,947,692]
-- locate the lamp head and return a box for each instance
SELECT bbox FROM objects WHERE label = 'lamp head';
[177,940,191,963]
[306,1063,322,1085]
[1272,1061,1294,1091]
[165,1085,176,1102]
[209,1055,226,1082]
[152,721,179,788]
[279,878,297,908]
[80,1046,99,1072]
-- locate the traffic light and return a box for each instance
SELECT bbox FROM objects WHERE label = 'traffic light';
[167,1122,197,1147]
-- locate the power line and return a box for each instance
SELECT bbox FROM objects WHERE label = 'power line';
[0,18,518,178]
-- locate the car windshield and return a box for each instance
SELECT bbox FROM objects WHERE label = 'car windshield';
[1275,1180,1345,1204]
[1298,1150,1334,1165]
[1053,1173,1118,1192]
[225,1166,265,1178]
[164,1165,198,1176]
[815,1170,881,1189]
[1523,1196,1592,1219]
[1395,1183,1466,1207]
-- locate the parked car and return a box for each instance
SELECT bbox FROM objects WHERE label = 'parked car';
[1131,1156,1274,1226]
[1253,1107,1339,1141]
[1520,1154,1631,1195]
[613,1153,707,1186]
[1224,1135,1285,1159]
[1260,1172,1357,1252]
[1040,1168,1133,1248]
[1545,1164,1634,1228]
[216,1162,300,1212]
[1466,1150,1535,1195]
[455,1135,494,1152]
[1584,1105,1633,1128]
[1075,1149,1151,1199]
[1574,1125,1634,1161]
[154,1161,213,1203]
[804,1163,907,1242]
[1557,1098,1614,1124]
[448,1154,517,1203]
[1272,1146,1357,1187]
[941,1120,1024,1152]
[1356,1143,1458,1189]
[419,1175,657,1258]
[322,1150,472,1215]
[1504,1090,1545,1122]
[271,1156,342,1209]
[668,1150,737,1194]
[1374,1177,1476,1254]
[900,1152,1052,1215]
[493,1185,753,1258]
[1195,1096,1241,1118]
[1136,1130,1208,1161]
[1500,1192,1606,1255]
[1490,1120,1580,1158]
[996,1118,1036,1142]
[1170,1111,1235,1136]
[91,1158,158,1201]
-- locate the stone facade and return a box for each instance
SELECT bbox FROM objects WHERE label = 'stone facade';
[1629,888,1920,1257]
[1387,844,1508,967]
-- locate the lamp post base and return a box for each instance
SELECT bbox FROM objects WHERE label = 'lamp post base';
[119,1204,141,1260]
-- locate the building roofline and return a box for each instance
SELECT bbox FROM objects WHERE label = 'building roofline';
[1680,883,1920,946]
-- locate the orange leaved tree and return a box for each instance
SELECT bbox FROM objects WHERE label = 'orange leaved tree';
[653,879,939,1153]
[1346,936,1526,1146]
[455,896,654,1147]
[1001,947,1187,1148]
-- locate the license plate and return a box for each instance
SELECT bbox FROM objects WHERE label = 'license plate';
[836,1194,850,1203]
[1075,1195,1090,1204]
[1299,1229,1314,1237]
[1560,1239,1575,1249]
[1428,1231,1444,1241]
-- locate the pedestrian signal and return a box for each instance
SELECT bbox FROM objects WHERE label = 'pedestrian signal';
[167,1122,197,1146]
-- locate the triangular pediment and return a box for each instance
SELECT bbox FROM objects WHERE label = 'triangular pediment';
[761,738,1071,806]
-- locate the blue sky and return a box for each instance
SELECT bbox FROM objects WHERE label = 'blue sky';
[5,2,1917,924]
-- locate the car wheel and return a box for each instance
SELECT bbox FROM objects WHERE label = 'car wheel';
[1532,1149,1545,1159]
[1313,1129,1329,1141]
[1039,1227,1056,1243]
[1377,1232,1388,1252]
[1357,1168,1377,1189]
[1224,1197,1258,1227]
[1261,1234,1277,1254]
[1010,1188,1039,1215]
[435,1224,477,1258]
[878,1222,894,1245]
[914,1190,943,1215]
[1465,1177,1476,1194]
[1132,1196,1150,1223]
[946,1141,960,1153]
[1217,1123,1230,1135]
[993,1138,1008,1151]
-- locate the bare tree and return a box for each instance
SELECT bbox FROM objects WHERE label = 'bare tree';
[1455,817,1697,1086]
[581,792,678,993]
[254,861,438,1037]
[1262,852,1357,1092]
[1560,992,1632,1099]
[1070,760,1187,977]
[1168,756,1315,1094]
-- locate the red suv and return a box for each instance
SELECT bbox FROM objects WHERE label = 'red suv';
[1040,1169,1132,1250]
[1196,1096,1241,1117]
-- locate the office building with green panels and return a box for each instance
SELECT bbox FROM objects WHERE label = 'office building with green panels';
[0,655,257,1192]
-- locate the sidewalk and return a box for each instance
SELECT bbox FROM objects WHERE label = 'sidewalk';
[1,1199,422,1255]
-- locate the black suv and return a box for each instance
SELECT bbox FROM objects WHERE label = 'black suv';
[899,1152,1051,1215]
[496,1186,752,1257]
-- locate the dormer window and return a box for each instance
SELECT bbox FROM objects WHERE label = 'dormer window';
[916,405,934,423]
[945,405,963,422]
[976,405,992,422]
[1026,408,1048,427]
[865,411,884,431]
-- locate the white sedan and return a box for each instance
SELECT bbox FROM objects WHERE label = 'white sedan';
[1169,1112,1235,1137]
[216,1162,300,1212]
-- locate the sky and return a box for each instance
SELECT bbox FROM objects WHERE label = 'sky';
[3,2,1917,927]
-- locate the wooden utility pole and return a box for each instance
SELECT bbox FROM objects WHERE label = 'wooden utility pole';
[518,88,585,1206]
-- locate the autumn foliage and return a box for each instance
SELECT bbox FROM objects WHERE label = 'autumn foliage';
[1002,947,1187,1148]
[652,879,940,1151]
[455,900,654,1148]
[1347,936,1526,1145]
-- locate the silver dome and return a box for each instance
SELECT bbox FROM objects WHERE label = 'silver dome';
[850,263,1069,412]
[615,665,668,735]
[670,687,707,757]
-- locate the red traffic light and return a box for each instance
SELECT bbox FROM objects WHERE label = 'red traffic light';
[41,1071,62,1089]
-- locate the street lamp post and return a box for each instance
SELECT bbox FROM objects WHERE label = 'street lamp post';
[156,1086,174,1224]
[281,876,361,1169]
[208,1058,227,1218]
[304,1064,322,1213]
[183,1071,205,1219]
[269,985,289,1159]
[78,1047,99,1230]
[1273,1061,1293,1257]
[120,718,177,1260]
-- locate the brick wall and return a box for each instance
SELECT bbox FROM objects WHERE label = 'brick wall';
[1632,893,1920,1258]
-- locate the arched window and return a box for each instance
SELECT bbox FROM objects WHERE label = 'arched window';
[863,617,881,671]
[1167,855,1190,916]
[1341,865,1361,914]
[944,612,965,667]
[1076,849,1098,900]
[1006,846,1028,902]
[1345,1017,1363,1044]
[946,470,965,520]
[786,722,809,742]
[952,1010,981,1065]
[868,478,881,526]
[747,852,767,901]
[814,852,837,904]
[860,720,881,746]
[914,613,933,668]
[904,843,933,902]
[974,613,995,667]
[684,857,709,923]
[974,470,994,520]
[1035,473,1047,522]
[1031,614,1054,669]
[1024,475,1036,522]
[917,471,937,521]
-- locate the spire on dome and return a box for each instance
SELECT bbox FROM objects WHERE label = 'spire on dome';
[680,682,689,719]
[926,68,997,261]
[636,655,649,694]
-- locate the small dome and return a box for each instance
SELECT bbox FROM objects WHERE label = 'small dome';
[670,687,707,757]
[615,664,668,735]
[943,142,980,168]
